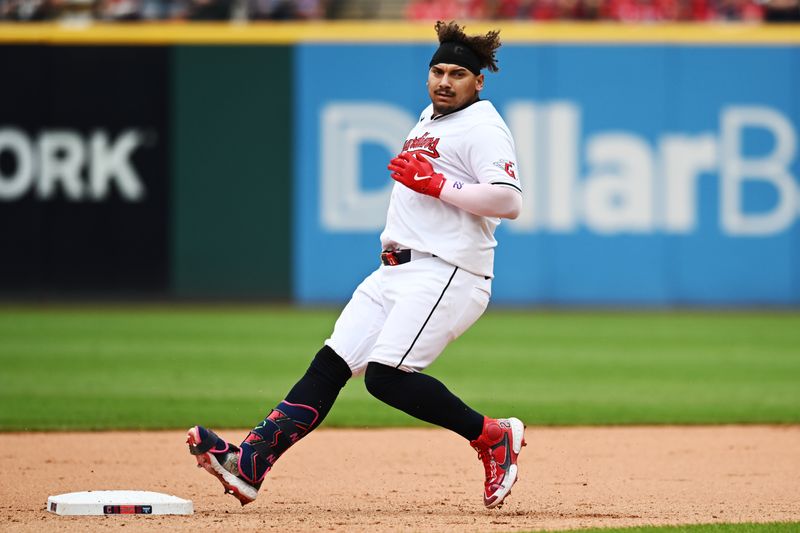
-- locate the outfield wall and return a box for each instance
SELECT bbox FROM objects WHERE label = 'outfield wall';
[0,40,294,299]
[0,23,798,305]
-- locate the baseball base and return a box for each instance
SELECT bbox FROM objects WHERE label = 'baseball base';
[46,490,193,516]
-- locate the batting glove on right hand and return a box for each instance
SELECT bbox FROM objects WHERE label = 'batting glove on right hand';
[387,151,446,198]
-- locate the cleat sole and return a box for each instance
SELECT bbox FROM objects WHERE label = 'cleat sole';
[187,427,258,506]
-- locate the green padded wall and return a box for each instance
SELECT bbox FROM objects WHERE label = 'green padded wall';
[172,46,293,299]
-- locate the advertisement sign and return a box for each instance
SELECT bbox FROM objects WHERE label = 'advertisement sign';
[0,46,170,295]
[294,43,800,305]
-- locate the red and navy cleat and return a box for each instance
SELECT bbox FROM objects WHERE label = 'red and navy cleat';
[186,426,261,506]
[470,417,526,508]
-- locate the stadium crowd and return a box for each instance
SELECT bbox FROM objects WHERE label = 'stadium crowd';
[1,0,798,22]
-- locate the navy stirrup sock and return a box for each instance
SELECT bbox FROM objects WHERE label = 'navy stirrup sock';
[238,346,352,483]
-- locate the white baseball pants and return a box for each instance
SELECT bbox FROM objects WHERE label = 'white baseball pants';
[325,255,491,375]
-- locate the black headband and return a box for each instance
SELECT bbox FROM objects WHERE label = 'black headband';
[429,41,481,75]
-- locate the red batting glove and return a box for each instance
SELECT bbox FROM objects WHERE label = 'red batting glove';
[387,152,446,198]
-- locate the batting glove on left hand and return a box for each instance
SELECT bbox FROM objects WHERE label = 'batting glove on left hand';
[387,152,446,198]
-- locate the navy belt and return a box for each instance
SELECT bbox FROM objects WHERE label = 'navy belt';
[380,249,435,266]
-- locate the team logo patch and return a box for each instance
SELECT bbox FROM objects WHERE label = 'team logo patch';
[493,159,517,179]
[402,132,441,158]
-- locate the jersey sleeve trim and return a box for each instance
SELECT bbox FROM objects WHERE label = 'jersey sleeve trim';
[490,181,523,193]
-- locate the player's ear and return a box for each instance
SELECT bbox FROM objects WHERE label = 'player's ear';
[475,73,484,92]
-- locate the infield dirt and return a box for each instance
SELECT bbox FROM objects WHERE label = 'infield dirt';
[1,426,798,532]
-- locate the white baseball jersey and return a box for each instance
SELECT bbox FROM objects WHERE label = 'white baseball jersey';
[326,99,520,375]
[380,99,521,278]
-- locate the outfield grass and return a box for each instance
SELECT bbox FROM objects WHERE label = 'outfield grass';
[537,522,800,533]
[0,307,798,430]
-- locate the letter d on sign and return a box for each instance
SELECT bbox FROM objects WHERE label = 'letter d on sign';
[320,103,415,231]
[721,106,798,236]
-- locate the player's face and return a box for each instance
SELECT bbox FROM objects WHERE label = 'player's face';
[427,63,484,115]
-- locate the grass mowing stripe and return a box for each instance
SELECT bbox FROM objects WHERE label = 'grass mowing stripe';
[0,308,798,430]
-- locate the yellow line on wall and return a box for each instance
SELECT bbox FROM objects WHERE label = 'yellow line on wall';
[0,21,799,45]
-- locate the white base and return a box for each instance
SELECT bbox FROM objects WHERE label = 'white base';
[47,490,193,516]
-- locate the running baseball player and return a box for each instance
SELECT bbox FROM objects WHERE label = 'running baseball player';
[187,20,525,510]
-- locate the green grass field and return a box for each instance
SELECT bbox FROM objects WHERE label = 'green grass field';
[1,307,798,431]
[538,523,800,533]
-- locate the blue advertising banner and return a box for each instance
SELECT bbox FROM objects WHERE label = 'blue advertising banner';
[295,43,800,305]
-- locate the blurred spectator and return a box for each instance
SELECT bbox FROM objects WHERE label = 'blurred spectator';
[186,0,230,19]
[493,0,524,17]
[247,0,323,18]
[1,0,58,19]
[713,0,762,20]
[762,0,799,20]
[95,0,142,19]
[91,0,188,19]
[249,0,294,18]
[529,0,598,19]
[0,0,322,18]
[406,0,487,20]
[0,0,784,21]
[604,0,677,21]
[4,0,110,19]
[676,0,714,21]
[406,0,453,19]
[295,0,323,16]
[406,0,769,20]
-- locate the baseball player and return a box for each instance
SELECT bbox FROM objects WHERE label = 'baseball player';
[187,20,526,510]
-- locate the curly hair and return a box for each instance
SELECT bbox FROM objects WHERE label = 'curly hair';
[434,20,501,73]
